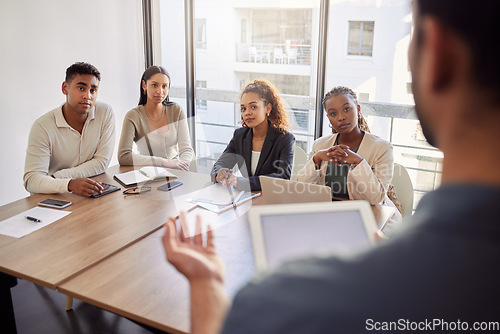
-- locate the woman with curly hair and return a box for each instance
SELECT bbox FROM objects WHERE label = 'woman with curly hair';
[297,86,402,224]
[211,79,295,191]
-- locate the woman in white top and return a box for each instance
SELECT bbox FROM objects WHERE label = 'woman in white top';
[118,66,194,170]
[297,86,402,223]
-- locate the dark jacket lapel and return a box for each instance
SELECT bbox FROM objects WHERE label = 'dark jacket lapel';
[242,128,253,176]
[254,124,278,176]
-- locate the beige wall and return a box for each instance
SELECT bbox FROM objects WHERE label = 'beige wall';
[0,0,145,205]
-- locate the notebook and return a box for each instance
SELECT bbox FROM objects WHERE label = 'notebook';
[248,201,377,271]
[188,183,260,214]
[259,176,332,204]
[114,167,177,187]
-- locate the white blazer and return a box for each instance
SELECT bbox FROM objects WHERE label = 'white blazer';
[297,132,401,226]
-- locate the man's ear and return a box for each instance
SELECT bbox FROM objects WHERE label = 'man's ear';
[421,17,459,92]
[62,81,69,95]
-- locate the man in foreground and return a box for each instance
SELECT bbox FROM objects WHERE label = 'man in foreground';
[24,62,115,197]
[163,0,500,332]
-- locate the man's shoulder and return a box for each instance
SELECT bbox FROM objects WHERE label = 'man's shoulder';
[415,184,500,231]
[227,228,500,332]
[31,106,62,129]
[94,101,113,114]
[92,102,115,124]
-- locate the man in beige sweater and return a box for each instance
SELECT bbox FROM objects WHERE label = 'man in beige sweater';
[24,62,115,197]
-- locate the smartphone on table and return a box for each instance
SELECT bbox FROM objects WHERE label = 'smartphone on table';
[38,198,72,209]
[158,181,183,192]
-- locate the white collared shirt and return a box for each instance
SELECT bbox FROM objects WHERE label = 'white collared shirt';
[251,150,261,175]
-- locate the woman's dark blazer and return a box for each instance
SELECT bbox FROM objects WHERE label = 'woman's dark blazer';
[211,123,295,191]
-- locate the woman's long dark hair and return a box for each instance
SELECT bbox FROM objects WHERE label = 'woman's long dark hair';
[138,65,173,106]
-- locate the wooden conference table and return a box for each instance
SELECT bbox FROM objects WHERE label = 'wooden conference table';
[0,165,206,290]
[0,165,393,334]
[59,206,254,334]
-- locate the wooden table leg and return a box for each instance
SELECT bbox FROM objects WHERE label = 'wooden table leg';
[65,295,73,311]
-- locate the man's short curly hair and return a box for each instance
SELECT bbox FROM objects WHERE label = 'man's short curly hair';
[65,62,101,83]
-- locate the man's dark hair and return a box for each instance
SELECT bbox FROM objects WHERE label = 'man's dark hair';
[65,62,101,83]
[416,0,500,100]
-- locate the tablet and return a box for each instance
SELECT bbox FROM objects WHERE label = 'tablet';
[248,201,377,271]
[90,183,120,198]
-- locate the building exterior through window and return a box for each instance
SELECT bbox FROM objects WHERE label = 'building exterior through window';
[157,0,441,211]
[347,21,374,56]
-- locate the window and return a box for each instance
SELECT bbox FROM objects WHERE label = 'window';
[156,0,440,210]
[195,18,206,49]
[241,19,246,43]
[357,92,369,102]
[347,21,374,56]
[406,82,413,95]
[196,80,207,110]
[190,2,319,172]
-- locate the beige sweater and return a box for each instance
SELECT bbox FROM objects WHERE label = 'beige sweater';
[118,103,194,166]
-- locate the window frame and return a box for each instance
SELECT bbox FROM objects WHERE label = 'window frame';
[347,20,375,57]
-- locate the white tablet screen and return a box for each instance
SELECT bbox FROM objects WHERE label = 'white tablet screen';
[261,210,370,267]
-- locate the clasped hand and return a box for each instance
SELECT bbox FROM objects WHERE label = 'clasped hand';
[313,144,363,167]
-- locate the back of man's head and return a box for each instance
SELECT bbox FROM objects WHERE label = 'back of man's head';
[416,0,500,103]
[65,62,101,84]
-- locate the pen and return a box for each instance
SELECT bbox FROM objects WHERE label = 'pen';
[227,185,235,206]
[26,216,42,223]
[233,190,244,204]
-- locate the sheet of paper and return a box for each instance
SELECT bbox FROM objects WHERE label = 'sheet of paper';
[181,207,229,237]
[172,194,198,214]
[0,207,71,238]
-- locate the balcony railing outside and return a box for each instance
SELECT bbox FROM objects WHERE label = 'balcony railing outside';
[236,43,312,65]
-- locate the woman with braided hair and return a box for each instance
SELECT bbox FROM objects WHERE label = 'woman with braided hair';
[297,86,402,225]
[211,79,295,191]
